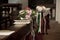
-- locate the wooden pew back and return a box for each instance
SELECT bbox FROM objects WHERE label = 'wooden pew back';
[0,3,22,29]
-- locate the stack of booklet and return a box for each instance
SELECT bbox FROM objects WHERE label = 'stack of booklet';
[14,20,30,25]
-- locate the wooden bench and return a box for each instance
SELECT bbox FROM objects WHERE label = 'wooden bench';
[0,20,31,40]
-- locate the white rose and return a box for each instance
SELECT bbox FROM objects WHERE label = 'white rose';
[42,6,46,10]
[36,6,43,11]
[19,10,24,14]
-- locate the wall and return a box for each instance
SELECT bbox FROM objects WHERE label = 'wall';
[56,0,60,23]
[8,0,28,8]
[21,0,28,9]
[8,0,21,3]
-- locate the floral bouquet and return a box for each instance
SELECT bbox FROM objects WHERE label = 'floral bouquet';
[17,7,36,20]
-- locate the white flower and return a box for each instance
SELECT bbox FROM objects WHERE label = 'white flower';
[36,6,43,11]
[20,17,24,20]
[19,10,24,14]
[42,6,46,10]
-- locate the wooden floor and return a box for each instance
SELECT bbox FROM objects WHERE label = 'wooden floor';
[43,20,60,40]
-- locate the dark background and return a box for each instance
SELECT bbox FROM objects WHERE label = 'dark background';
[0,0,8,4]
[28,0,54,9]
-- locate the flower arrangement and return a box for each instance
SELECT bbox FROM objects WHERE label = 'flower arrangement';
[36,6,47,12]
[17,7,36,20]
